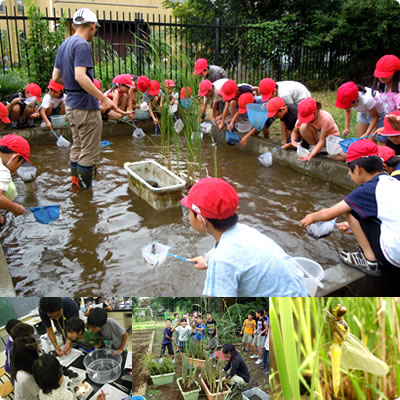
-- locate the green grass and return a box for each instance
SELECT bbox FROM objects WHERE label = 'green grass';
[270,297,400,400]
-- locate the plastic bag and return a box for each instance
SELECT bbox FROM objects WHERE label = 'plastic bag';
[306,219,337,239]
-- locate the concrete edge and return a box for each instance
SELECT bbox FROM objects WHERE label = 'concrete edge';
[0,244,16,295]
[134,329,155,396]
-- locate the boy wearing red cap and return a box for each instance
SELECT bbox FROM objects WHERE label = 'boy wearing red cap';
[379,111,400,155]
[336,82,385,138]
[302,139,400,276]
[39,80,66,130]
[259,78,310,105]
[0,134,32,223]
[227,92,254,131]
[142,80,162,125]
[181,177,309,297]
[194,58,227,82]
[294,97,345,162]
[198,78,228,122]
[7,83,42,129]
[378,146,400,180]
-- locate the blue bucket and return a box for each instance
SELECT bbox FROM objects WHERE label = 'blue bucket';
[340,137,358,154]
[246,103,268,131]
[132,397,146,400]
[226,130,240,145]
[180,98,193,109]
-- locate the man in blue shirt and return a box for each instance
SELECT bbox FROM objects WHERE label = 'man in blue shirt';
[52,8,116,190]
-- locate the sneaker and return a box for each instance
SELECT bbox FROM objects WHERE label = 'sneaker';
[338,250,382,277]
[250,355,258,359]
[255,359,263,365]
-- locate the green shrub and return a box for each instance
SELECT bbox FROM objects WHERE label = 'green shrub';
[0,70,29,101]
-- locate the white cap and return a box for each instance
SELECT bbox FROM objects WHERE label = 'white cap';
[73,8,100,27]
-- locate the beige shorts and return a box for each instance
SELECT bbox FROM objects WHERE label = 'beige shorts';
[242,332,253,344]
[67,107,102,166]
[228,374,247,387]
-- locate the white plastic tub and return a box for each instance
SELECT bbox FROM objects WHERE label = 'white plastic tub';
[326,135,343,155]
[242,387,269,400]
[50,114,66,128]
[83,349,122,384]
[294,257,325,296]
[124,160,186,209]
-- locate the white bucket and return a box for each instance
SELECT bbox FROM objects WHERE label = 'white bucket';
[140,102,149,111]
[50,114,66,128]
[294,257,324,296]
[326,135,343,156]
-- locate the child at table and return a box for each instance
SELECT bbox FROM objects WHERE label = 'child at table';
[65,317,102,351]
[87,308,128,355]
[5,318,19,373]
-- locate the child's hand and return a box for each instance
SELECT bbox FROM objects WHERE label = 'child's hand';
[55,346,64,357]
[299,154,313,162]
[240,136,249,148]
[281,142,292,150]
[342,128,350,136]
[218,121,225,130]
[301,214,315,228]
[12,204,25,216]
[46,121,53,130]
[96,390,106,400]
[227,122,234,131]
[153,117,158,125]
[63,342,71,355]
[187,256,207,270]
[337,221,352,234]
[113,349,123,355]
[31,112,40,119]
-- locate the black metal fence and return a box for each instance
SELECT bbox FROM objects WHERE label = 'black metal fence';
[0,7,357,89]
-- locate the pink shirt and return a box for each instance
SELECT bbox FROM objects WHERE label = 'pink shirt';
[296,110,339,136]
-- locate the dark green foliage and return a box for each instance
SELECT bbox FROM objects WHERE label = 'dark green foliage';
[0,70,29,101]
[21,0,66,88]
[141,353,175,375]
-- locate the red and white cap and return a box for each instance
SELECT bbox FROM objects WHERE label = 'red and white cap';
[194,58,208,75]
[346,139,379,163]
[181,177,239,219]
[266,96,285,118]
[374,55,400,78]
[0,134,32,164]
[238,92,254,114]
[148,80,161,96]
[112,74,136,88]
[163,79,176,88]
[298,97,317,124]
[381,110,400,136]
[259,78,276,102]
[25,83,42,101]
[137,76,150,93]
[378,146,396,163]
[47,80,64,92]
[180,87,192,99]
[0,102,10,124]
[218,80,237,102]
[335,82,358,109]
[198,80,213,97]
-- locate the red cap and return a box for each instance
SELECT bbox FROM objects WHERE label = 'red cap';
[335,82,359,109]
[180,177,239,219]
[163,79,176,88]
[137,76,150,93]
[218,80,237,101]
[198,80,213,97]
[93,78,102,91]
[259,78,276,102]
[346,139,379,163]
[112,74,136,88]
[0,134,32,164]
[374,55,400,78]
[47,80,64,92]
[194,58,208,75]
[0,102,10,123]
[298,97,317,124]
[266,96,285,118]
[378,145,396,163]
[238,92,254,114]
[148,80,161,96]
[180,87,192,99]
[381,110,400,136]
[25,83,42,101]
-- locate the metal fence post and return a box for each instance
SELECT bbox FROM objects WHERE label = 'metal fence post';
[134,12,143,75]
[215,17,220,65]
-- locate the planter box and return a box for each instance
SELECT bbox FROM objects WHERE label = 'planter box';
[188,357,206,369]
[177,377,201,400]
[124,160,186,210]
[150,371,175,386]
[200,377,231,400]
[242,387,269,400]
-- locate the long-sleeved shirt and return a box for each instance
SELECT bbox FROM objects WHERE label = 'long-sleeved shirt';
[224,353,250,383]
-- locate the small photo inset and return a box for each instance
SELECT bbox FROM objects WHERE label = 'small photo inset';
[132,297,269,400]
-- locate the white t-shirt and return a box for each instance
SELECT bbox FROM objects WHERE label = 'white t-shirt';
[203,78,229,105]
[39,387,74,400]
[203,223,310,297]
[0,153,17,200]
[353,88,384,114]
[175,325,192,342]
[40,93,66,109]
[15,371,40,400]
[100,318,126,350]
[264,330,269,351]
[277,81,311,105]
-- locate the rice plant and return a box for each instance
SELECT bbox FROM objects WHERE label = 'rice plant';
[182,355,199,390]
[270,297,400,400]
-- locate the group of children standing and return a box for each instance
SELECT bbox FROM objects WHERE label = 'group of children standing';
[4,297,127,400]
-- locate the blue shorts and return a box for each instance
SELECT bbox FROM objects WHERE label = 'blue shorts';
[358,112,387,142]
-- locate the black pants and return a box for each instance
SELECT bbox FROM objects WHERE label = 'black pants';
[161,342,174,355]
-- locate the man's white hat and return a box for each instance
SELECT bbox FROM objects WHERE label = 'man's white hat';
[73,8,101,27]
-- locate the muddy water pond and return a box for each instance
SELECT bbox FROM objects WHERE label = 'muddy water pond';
[2,126,350,295]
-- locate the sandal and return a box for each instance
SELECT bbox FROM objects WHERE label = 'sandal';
[338,250,382,277]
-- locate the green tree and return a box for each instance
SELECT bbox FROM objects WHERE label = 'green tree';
[21,0,66,88]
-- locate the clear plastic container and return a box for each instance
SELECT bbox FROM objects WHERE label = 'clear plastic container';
[50,115,66,128]
[83,349,122,384]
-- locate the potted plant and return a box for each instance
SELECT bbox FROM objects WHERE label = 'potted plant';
[176,355,201,400]
[141,353,175,386]
[200,359,231,400]
[187,339,207,368]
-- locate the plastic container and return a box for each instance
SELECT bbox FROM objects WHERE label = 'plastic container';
[246,103,268,131]
[83,349,122,384]
[132,397,146,400]
[141,241,169,266]
[235,119,252,133]
[177,377,201,400]
[296,145,310,158]
[200,122,212,133]
[135,109,150,120]
[326,135,343,155]
[242,387,269,400]
[50,114,66,128]
[294,257,325,296]
[124,160,186,209]
[150,371,175,386]
[200,377,231,400]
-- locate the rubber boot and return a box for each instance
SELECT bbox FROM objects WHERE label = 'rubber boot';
[77,164,94,190]
[70,161,79,188]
